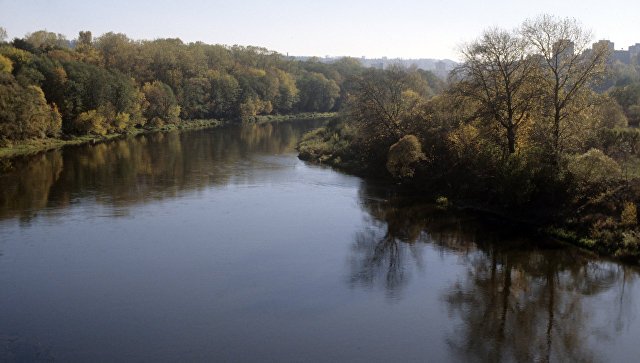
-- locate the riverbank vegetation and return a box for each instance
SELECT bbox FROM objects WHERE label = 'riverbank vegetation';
[3,16,640,262]
[0,26,354,151]
[298,15,640,263]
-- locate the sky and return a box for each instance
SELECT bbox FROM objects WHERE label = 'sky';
[1,0,639,61]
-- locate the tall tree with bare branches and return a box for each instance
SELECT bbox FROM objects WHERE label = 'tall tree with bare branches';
[521,14,609,158]
[453,28,538,154]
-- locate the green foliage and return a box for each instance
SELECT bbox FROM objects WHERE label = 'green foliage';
[207,71,240,118]
[611,84,640,126]
[142,81,180,124]
[239,96,272,120]
[0,46,33,67]
[61,60,140,132]
[0,73,61,139]
[73,109,107,135]
[494,152,543,207]
[0,54,12,73]
[597,127,640,162]
[621,202,638,226]
[181,77,210,119]
[620,230,640,256]
[296,72,340,112]
[274,69,299,112]
[47,104,62,137]
[297,119,354,167]
[566,149,623,195]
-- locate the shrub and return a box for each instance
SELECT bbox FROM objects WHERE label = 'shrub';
[386,134,426,178]
[621,201,638,226]
[73,109,106,135]
[436,196,450,209]
[0,54,12,73]
[566,149,623,200]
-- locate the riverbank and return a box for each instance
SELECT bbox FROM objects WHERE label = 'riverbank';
[296,124,640,265]
[0,113,335,160]
[0,119,223,160]
[244,112,337,124]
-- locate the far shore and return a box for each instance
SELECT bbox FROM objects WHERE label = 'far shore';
[0,112,335,161]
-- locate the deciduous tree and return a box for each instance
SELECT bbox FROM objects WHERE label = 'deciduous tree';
[521,14,609,157]
[453,28,538,154]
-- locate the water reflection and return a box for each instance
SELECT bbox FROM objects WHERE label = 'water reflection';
[1,119,639,361]
[350,183,478,297]
[352,183,639,362]
[445,249,626,362]
[0,121,320,223]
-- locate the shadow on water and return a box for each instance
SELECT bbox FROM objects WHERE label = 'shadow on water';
[351,181,640,362]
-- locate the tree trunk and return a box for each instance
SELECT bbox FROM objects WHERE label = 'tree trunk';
[507,126,516,154]
[552,109,561,166]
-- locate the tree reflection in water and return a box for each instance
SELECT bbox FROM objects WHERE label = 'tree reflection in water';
[349,183,472,297]
[351,182,639,362]
[0,120,320,224]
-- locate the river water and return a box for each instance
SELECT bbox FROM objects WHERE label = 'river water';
[0,120,639,362]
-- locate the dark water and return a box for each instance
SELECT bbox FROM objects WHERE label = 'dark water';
[0,121,639,363]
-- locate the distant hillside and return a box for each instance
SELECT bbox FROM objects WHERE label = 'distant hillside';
[292,56,457,78]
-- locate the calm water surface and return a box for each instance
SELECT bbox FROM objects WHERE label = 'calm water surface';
[1,121,639,362]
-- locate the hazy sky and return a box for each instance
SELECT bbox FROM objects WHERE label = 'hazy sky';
[1,0,638,60]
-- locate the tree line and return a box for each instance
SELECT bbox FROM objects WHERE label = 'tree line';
[0,28,391,144]
[298,14,640,262]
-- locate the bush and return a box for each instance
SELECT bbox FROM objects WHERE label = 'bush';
[386,134,426,178]
[617,230,640,262]
[436,196,450,209]
[621,201,638,226]
[73,109,107,135]
[0,54,12,73]
[567,149,623,199]
[297,121,354,166]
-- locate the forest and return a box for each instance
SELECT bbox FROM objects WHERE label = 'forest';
[298,15,640,262]
[0,27,374,144]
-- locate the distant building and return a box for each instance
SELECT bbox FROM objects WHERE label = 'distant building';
[592,40,636,65]
[434,61,449,79]
[370,61,384,70]
[629,43,640,59]
[593,39,615,54]
[614,49,631,64]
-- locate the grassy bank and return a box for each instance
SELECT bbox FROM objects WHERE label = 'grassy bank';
[0,119,222,160]
[243,112,336,124]
[0,113,335,160]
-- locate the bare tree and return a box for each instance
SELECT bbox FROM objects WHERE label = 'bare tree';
[349,66,423,142]
[453,28,538,154]
[521,14,609,158]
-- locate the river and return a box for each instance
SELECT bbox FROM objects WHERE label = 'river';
[0,120,639,362]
